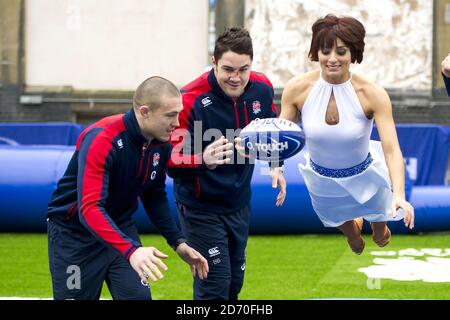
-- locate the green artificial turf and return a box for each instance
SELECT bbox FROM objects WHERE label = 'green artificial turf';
[1,233,450,299]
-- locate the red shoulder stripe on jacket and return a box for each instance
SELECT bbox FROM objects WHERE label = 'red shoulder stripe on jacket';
[76,114,123,151]
[250,71,273,88]
[168,72,211,169]
[80,118,134,256]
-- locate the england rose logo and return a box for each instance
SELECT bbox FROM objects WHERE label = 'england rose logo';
[153,152,160,167]
[252,101,261,115]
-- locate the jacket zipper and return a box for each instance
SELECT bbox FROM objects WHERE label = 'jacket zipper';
[142,155,151,186]
[138,142,149,184]
[194,177,201,198]
[243,101,249,125]
[233,101,241,128]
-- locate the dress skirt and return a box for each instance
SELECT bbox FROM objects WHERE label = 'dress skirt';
[298,140,404,227]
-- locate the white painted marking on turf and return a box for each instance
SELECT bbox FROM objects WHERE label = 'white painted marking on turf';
[370,251,397,256]
[359,248,450,283]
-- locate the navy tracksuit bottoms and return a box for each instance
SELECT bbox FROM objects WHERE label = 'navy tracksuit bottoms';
[47,219,150,300]
[176,202,250,300]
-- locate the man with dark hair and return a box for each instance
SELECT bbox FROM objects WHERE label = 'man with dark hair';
[442,52,450,97]
[47,76,208,300]
[168,27,282,300]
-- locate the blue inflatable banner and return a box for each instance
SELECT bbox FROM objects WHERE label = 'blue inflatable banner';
[1,122,449,185]
[0,122,85,146]
[371,124,449,185]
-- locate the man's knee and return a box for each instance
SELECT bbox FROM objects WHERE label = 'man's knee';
[194,275,231,300]
[111,283,151,300]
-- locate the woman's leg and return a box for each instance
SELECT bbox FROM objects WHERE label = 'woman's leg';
[370,221,391,247]
[338,218,365,255]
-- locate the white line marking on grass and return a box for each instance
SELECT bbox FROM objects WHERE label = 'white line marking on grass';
[359,248,450,283]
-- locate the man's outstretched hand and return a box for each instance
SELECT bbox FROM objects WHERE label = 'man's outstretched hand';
[176,243,209,280]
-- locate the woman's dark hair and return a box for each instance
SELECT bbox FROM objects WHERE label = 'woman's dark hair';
[308,14,366,63]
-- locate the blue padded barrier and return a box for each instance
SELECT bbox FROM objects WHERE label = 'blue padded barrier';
[0,145,447,234]
[0,145,74,231]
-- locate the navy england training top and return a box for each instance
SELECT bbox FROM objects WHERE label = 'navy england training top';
[47,109,184,260]
[168,69,278,214]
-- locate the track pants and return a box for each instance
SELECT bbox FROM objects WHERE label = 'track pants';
[176,202,250,300]
[47,219,150,300]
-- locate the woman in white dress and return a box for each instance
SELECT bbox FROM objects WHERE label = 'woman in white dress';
[272,14,414,254]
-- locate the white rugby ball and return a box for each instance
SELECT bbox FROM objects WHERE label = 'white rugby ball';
[239,118,305,161]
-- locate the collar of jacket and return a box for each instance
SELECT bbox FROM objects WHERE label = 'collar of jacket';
[207,69,253,103]
[123,109,165,149]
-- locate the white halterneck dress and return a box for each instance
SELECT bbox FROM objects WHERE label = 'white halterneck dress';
[298,73,404,227]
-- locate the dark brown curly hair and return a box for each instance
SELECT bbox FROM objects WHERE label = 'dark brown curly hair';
[308,14,366,64]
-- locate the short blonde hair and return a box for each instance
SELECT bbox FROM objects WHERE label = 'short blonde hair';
[133,76,180,110]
